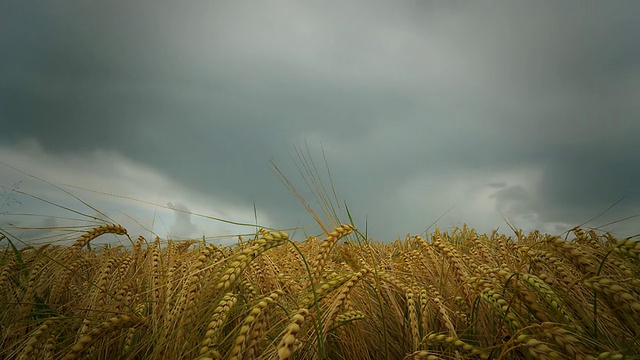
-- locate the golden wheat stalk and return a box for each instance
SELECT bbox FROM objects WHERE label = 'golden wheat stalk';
[72,224,128,250]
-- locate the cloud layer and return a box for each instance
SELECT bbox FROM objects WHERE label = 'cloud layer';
[2,1,639,241]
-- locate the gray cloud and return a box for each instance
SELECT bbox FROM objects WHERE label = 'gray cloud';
[1,1,639,241]
[166,202,199,239]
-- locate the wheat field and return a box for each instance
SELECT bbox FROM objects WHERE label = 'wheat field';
[1,219,639,359]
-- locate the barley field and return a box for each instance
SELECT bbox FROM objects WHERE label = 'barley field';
[1,220,639,359]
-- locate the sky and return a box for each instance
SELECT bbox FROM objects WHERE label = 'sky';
[1,1,639,245]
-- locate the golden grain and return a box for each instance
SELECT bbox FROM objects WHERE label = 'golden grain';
[72,224,128,250]
[2,220,639,359]
[406,289,420,351]
[310,224,355,282]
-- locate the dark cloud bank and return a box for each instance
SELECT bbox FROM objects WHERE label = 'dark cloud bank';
[1,1,639,240]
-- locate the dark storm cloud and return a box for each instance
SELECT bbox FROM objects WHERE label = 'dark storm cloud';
[536,150,640,226]
[2,1,639,240]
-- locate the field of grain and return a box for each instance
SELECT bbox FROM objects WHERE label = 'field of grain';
[1,220,639,360]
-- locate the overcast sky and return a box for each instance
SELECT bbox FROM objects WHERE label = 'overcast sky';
[1,1,639,245]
